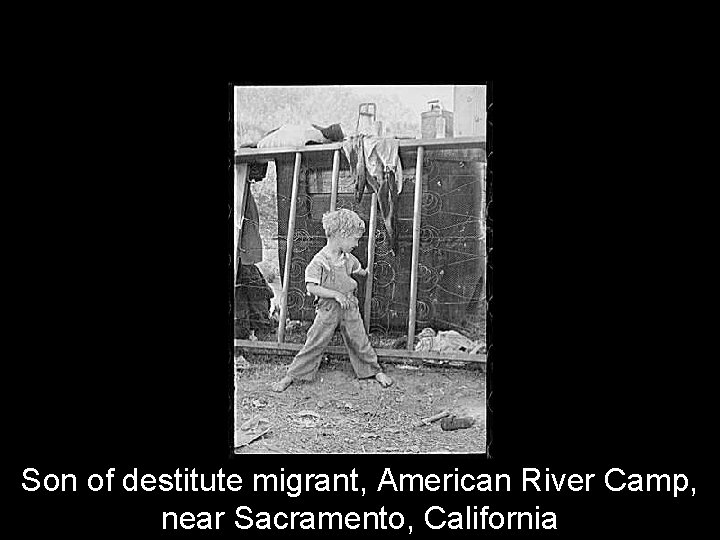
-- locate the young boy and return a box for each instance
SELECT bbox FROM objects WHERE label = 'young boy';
[271,209,393,392]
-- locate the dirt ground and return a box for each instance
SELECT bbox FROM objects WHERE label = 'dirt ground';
[234,354,485,454]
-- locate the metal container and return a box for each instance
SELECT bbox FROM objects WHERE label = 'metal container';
[357,103,382,136]
[421,100,453,139]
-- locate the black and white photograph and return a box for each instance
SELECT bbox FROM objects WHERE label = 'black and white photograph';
[233,84,488,454]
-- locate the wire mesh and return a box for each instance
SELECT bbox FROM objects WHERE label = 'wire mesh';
[273,145,486,343]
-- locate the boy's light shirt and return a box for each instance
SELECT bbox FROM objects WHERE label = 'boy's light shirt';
[304,249,362,297]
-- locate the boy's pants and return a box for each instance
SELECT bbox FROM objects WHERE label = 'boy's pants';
[285,299,381,381]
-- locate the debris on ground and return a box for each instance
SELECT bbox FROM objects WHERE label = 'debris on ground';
[392,336,408,349]
[413,409,451,428]
[286,320,302,332]
[235,426,272,449]
[241,417,270,431]
[293,411,322,428]
[234,357,485,454]
[235,355,251,370]
[251,399,267,409]
[295,410,322,418]
[440,415,476,431]
[414,328,486,354]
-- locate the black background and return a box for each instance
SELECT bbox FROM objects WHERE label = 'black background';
[8,71,706,536]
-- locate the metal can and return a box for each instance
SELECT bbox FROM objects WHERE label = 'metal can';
[421,100,453,139]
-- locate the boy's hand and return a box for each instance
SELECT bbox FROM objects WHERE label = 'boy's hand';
[354,267,368,277]
[333,292,352,309]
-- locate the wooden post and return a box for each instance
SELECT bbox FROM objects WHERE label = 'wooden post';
[278,152,302,343]
[407,146,425,350]
[234,163,249,284]
[330,148,340,211]
[363,192,378,333]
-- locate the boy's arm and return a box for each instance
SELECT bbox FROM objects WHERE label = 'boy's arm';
[350,254,368,276]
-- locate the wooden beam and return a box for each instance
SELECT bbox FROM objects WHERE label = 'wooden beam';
[234,136,485,163]
[407,146,424,350]
[234,339,486,365]
[277,152,302,343]
[398,136,485,149]
[330,148,340,211]
[363,192,378,333]
[236,142,343,163]
[234,164,249,283]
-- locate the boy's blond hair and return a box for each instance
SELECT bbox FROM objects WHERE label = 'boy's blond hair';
[321,208,365,238]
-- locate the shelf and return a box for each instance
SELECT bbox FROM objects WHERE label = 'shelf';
[234,136,486,164]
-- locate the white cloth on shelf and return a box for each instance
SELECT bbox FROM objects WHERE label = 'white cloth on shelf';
[256,124,327,149]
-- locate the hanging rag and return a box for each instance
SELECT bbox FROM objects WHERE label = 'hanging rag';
[238,189,263,266]
[342,135,371,203]
[377,169,399,254]
[363,136,403,195]
[235,188,273,339]
[234,263,274,339]
[364,137,403,255]
[342,135,403,254]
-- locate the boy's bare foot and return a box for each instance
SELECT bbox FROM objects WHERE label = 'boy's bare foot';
[271,376,293,392]
[375,372,393,388]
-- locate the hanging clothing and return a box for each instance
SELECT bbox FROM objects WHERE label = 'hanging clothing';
[234,264,274,339]
[376,169,399,254]
[247,162,269,181]
[366,137,402,255]
[238,189,262,266]
[343,135,372,202]
[342,136,403,254]
[235,188,273,339]
[363,136,403,194]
